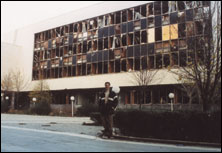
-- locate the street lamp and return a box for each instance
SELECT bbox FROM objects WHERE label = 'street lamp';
[70,96,75,117]
[1,93,4,102]
[32,97,37,106]
[5,96,9,100]
[169,93,174,112]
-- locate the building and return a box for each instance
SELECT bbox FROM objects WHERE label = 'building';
[1,1,211,112]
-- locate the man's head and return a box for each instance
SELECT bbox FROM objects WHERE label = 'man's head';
[105,82,111,91]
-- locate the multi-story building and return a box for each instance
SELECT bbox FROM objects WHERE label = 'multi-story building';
[2,1,210,111]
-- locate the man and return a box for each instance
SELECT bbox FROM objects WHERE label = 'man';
[98,82,118,138]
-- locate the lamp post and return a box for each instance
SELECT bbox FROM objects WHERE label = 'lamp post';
[32,97,37,107]
[70,96,75,117]
[1,93,4,102]
[169,93,174,112]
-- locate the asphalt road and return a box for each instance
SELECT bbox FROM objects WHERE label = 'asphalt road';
[1,114,221,152]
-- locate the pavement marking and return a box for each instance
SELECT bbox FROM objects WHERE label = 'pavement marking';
[1,125,221,152]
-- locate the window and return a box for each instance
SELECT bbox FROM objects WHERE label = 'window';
[155,27,162,41]
[148,28,155,43]
[170,24,178,39]
[162,25,170,41]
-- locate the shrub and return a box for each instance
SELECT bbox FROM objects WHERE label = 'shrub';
[76,102,99,116]
[114,110,221,143]
[1,101,9,113]
[30,101,51,115]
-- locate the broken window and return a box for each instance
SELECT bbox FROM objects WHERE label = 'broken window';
[104,38,108,50]
[113,36,121,48]
[186,22,194,36]
[115,11,121,24]
[155,15,162,27]
[78,43,82,54]
[104,15,109,26]
[122,34,127,46]
[93,39,97,51]
[148,28,155,43]
[169,1,177,13]
[65,25,69,34]
[196,37,204,50]
[155,27,162,41]
[163,54,170,68]
[128,8,133,21]
[127,33,134,46]
[154,2,161,15]
[134,20,141,31]
[170,24,178,39]
[61,26,64,36]
[179,39,187,50]
[127,59,134,71]
[187,37,195,50]
[134,6,141,20]
[195,21,203,35]
[122,10,127,22]
[163,41,170,52]
[147,17,154,28]
[109,14,114,25]
[170,12,178,24]
[178,23,186,37]
[155,42,162,53]
[179,50,187,67]
[162,14,170,25]
[141,5,146,18]
[186,9,193,21]
[87,41,92,52]
[178,1,185,11]
[98,16,104,28]
[141,30,147,43]
[115,25,121,35]
[162,1,169,14]
[162,25,170,41]
[178,11,185,23]
[134,31,140,45]
[83,41,87,53]
[170,40,178,51]
[147,3,154,17]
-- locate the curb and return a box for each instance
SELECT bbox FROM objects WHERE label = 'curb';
[112,135,221,148]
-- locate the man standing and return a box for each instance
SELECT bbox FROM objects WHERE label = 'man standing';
[98,82,118,138]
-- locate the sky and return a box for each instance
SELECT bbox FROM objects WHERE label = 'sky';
[1,1,102,35]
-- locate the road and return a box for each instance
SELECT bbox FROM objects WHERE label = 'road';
[1,114,221,152]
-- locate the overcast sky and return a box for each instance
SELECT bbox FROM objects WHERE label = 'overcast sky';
[1,1,102,35]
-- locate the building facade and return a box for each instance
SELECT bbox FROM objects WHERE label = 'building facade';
[2,1,210,111]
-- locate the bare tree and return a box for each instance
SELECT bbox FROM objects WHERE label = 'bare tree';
[1,71,13,93]
[173,2,221,112]
[132,69,158,110]
[11,69,30,109]
[29,79,52,105]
